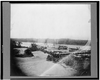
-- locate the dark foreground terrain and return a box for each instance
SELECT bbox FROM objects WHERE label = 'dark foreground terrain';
[11,49,90,77]
[10,39,91,77]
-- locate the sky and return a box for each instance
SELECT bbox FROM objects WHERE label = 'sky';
[11,4,91,40]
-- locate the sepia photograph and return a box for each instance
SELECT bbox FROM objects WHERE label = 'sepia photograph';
[10,3,91,77]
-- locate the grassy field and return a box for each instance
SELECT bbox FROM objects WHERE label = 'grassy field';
[15,51,55,76]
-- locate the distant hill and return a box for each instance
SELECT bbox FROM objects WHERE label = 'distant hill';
[57,39,89,45]
[11,38,38,42]
[11,38,90,46]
